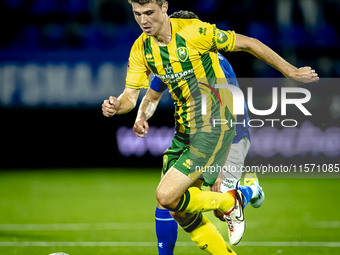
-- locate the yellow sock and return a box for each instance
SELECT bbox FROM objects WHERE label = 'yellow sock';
[174,187,235,214]
[182,213,236,255]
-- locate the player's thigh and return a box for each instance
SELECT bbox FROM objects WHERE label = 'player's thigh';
[157,131,213,200]
[157,130,235,204]
[156,166,197,205]
[162,133,189,176]
[157,133,193,204]
[157,173,168,210]
[225,137,250,166]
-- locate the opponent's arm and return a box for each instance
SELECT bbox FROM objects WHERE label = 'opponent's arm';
[233,34,319,83]
[133,88,163,138]
[102,87,140,117]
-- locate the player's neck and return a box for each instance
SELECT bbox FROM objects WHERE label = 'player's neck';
[153,17,172,46]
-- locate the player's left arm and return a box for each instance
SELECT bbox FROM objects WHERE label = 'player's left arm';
[233,33,319,83]
[133,88,163,138]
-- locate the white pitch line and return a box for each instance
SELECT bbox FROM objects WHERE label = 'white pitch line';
[1,221,340,231]
[0,223,153,231]
[239,242,340,247]
[0,241,340,247]
[312,221,340,228]
[0,242,158,247]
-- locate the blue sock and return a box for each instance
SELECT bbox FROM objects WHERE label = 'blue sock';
[155,207,178,255]
[238,185,253,209]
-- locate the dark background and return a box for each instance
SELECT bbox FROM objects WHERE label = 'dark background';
[1,0,339,169]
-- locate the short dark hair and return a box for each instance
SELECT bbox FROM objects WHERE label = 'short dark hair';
[169,10,199,19]
[128,0,166,7]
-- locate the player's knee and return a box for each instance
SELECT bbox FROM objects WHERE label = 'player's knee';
[156,188,178,210]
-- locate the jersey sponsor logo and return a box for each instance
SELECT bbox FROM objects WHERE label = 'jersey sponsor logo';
[163,64,173,74]
[156,68,195,84]
[176,47,189,62]
[217,29,229,44]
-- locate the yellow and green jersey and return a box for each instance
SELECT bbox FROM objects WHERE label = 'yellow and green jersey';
[126,18,236,134]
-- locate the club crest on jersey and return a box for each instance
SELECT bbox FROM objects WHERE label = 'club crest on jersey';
[176,47,189,62]
[216,30,228,44]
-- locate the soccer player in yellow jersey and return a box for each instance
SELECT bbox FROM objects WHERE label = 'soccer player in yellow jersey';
[102,0,319,254]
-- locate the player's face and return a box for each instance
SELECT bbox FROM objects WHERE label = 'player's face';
[132,1,168,37]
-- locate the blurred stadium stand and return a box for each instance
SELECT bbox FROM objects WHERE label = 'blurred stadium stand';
[0,0,339,168]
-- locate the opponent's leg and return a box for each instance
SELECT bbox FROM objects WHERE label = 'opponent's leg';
[155,142,183,255]
[244,173,265,208]
[155,204,178,255]
[220,137,250,193]
[220,137,255,209]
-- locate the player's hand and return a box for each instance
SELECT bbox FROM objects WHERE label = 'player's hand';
[213,209,225,222]
[210,172,225,221]
[209,177,222,193]
[133,119,149,138]
[102,96,120,117]
[209,171,223,193]
[288,66,319,84]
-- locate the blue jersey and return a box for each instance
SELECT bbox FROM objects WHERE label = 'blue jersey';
[150,53,250,144]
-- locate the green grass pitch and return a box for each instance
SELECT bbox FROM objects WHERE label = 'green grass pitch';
[0,168,339,255]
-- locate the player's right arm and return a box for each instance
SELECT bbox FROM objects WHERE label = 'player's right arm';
[102,87,140,117]
[102,35,150,118]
